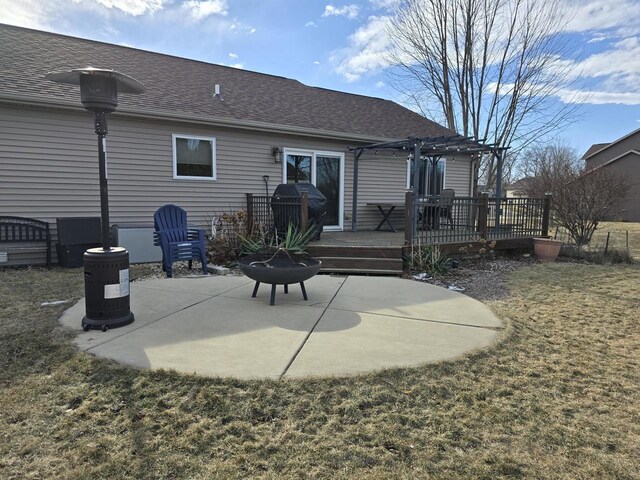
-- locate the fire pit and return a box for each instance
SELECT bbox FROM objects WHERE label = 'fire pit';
[239,249,321,305]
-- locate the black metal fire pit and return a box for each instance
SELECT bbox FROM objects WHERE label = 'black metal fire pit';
[239,250,321,305]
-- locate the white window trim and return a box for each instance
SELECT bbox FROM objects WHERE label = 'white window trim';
[406,157,447,193]
[172,133,217,181]
[281,147,345,231]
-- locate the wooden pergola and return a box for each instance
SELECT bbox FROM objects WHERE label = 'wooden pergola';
[348,135,509,232]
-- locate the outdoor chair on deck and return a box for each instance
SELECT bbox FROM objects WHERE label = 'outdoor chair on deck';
[153,204,207,278]
[418,188,455,230]
[438,188,455,229]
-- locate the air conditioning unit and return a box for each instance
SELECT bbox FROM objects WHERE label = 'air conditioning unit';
[112,225,162,264]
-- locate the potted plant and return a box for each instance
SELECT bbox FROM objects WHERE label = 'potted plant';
[533,237,563,262]
[239,224,321,305]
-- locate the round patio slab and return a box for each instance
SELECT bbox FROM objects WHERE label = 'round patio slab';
[59,274,502,379]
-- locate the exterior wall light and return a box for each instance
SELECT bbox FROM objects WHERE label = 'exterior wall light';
[272,146,283,163]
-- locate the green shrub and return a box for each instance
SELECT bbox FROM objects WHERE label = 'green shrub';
[404,244,450,275]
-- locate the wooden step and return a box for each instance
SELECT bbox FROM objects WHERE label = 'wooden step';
[307,245,404,275]
[307,245,403,259]
[315,256,403,275]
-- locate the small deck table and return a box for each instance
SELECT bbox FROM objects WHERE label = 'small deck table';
[367,203,402,232]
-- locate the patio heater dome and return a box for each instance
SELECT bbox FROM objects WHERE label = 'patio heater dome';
[45,66,145,332]
[45,67,146,113]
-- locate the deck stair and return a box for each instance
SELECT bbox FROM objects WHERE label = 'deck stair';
[306,245,403,275]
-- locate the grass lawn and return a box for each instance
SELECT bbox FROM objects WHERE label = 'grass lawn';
[595,222,640,258]
[1,261,639,479]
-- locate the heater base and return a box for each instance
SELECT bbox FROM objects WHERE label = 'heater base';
[82,311,135,332]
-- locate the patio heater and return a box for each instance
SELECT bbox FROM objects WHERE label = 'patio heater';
[45,67,145,332]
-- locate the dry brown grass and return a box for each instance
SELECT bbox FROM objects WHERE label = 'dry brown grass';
[1,262,639,479]
[595,221,640,258]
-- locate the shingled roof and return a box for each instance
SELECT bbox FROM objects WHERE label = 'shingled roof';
[581,143,609,160]
[0,24,455,141]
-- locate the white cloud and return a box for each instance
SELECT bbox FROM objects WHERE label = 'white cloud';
[95,0,166,16]
[0,0,57,29]
[305,21,317,27]
[562,37,640,91]
[314,60,321,65]
[331,15,393,81]
[565,0,640,33]
[227,19,255,34]
[556,88,640,105]
[375,80,385,88]
[369,0,399,10]
[228,52,238,59]
[182,0,227,21]
[229,63,243,69]
[322,4,359,19]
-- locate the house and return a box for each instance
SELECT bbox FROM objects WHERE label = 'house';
[505,177,535,198]
[582,128,640,222]
[0,24,480,266]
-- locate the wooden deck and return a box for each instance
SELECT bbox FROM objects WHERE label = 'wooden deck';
[307,230,405,275]
[307,229,535,275]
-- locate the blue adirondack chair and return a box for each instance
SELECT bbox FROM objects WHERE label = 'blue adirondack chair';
[153,204,207,278]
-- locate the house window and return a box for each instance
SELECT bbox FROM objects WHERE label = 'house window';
[407,157,446,195]
[172,134,216,180]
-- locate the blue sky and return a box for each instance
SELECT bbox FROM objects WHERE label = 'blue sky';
[3,0,639,156]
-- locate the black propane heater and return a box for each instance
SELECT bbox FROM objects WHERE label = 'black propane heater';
[45,67,145,332]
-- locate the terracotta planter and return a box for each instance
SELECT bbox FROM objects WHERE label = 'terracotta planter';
[533,238,563,262]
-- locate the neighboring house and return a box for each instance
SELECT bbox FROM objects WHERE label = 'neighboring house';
[505,177,535,198]
[582,128,640,222]
[0,24,475,265]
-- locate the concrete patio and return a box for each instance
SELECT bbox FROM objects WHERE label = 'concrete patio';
[59,274,502,380]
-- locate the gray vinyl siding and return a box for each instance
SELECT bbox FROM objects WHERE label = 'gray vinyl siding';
[585,131,639,170]
[600,153,640,222]
[585,131,639,222]
[1,104,472,265]
[0,106,346,265]
[443,156,473,196]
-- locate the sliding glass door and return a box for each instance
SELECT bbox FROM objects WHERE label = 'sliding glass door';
[284,149,344,230]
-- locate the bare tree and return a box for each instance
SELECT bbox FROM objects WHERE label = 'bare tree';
[388,0,581,191]
[522,144,630,246]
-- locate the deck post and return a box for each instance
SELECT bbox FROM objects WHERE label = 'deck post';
[404,190,413,244]
[300,192,308,234]
[351,149,362,232]
[541,193,552,237]
[246,193,254,235]
[478,193,489,239]
[494,150,504,231]
[412,141,421,240]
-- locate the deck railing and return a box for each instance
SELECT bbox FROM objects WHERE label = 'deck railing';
[245,193,308,235]
[405,192,551,245]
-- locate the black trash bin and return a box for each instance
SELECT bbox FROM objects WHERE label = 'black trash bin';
[271,183,327,239]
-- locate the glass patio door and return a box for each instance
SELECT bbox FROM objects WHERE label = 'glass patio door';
[284,149,344,230]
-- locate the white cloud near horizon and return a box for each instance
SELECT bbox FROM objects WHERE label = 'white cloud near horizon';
[322,4,359,19]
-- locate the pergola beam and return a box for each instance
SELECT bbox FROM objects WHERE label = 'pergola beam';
[347,135,508,231]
